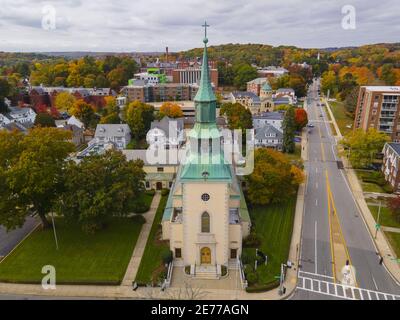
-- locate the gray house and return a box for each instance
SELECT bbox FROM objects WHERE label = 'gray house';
[254,124,283,150]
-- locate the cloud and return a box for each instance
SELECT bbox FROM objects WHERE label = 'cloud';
[0,0,398,52]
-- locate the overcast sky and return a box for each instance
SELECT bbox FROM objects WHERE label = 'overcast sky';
[0,0,399,52]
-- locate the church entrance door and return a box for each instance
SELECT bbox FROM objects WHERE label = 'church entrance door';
[156,182,162,190]
[200,247,211,264]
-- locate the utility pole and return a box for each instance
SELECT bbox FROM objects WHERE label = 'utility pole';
[374,201,382,239]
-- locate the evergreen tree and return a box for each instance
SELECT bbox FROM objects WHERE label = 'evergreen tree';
[282,107,296,153]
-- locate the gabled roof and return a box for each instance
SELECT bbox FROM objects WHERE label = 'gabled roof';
[253,111,284,120]
[94,124,130,138]
[150,116,184,138]
[387,142,400,156]
[255,124,283,140]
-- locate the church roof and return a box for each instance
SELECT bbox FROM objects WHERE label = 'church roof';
[262,82,272,91]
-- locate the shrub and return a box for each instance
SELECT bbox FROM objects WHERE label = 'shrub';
[131,200,150,214]
[146,189,156,196]
[382,184,393,194]
[184,265,191,275]
[131,215,146,225]
[245,280,280,293]
[241,251,253,265]
[161,188,170,196]
[245,271,258,286]
[161,249,173,265]
[243,232,262,248]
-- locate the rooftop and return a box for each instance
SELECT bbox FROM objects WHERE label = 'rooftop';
[94,124,130,137]
[253,111,284,120]
[387,142,400,156]
[247,77,268,85]
[363,86,400,93]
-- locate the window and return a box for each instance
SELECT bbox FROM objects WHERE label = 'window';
[145,181,150,188]
[201,212,210,233]
[201,193,210,201]
[175,248,182,258]
[157,167,164,172]
[169,181,173,188]
[230,249,238,259]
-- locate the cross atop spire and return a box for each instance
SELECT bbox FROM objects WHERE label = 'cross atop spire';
[202,21,210,44]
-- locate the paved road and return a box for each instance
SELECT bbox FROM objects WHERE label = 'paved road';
[292,79,400,300]
[0,217,39,258]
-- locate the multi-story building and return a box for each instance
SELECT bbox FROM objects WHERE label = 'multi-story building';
[172,67,218,87]
[382,142,400,191]
[353,86,400,141]
[257,66,288,78]
[246,78,268,96]
[230,91,261,114]
[121,82,212,104]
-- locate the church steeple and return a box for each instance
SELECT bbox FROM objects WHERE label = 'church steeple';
[194,21,216,123]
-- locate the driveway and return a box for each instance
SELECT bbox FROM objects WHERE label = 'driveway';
[0,217,39,258]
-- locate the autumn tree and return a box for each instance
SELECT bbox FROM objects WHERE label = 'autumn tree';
[158,102,183,118]
[245,148,304,205]
[294,108,308,131]
[232,63,258,90]
[34,112,56,127]
[0,78,11,113]
[220,102,253,131]
[123,100,155,141]
[70,99,97,128]
[0,128,75,229]
[57,150,145,233]
[282,107,296,153]
[100,96,120,124]
[55,91,76,112]
[340,128,389,168]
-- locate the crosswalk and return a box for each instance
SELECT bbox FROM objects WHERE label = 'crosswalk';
[297,271,400,300]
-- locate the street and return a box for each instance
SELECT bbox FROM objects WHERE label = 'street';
[291,80,400,300]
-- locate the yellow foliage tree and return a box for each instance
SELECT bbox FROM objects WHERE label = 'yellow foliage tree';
[159,102,183,118]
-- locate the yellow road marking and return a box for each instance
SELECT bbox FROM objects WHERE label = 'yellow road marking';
[325,170,336,283]
[325,170,359,287]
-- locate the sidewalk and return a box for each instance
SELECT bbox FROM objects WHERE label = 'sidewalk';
[121,192,161,286]
[324,98,400,284]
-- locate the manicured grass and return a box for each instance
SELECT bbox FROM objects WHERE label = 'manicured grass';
[329,101,354,136]
[385,232,400,258]
[355,169,392,194]
[369,205,400,229]
[135,195,169,285]
[0,217,144,284]
[243,194,297,289]
[362,182,385,193]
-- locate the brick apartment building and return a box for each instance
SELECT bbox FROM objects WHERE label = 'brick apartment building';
[246,78,268,96]
[121,83,204,103]
[354,86,400,141]
[382,142,400,191]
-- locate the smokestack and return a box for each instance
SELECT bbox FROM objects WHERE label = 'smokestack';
[166,46,169,63]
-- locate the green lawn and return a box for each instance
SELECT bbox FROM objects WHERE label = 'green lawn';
[328,101,354,136]
[243,194,297,290]
[385,232,400,258]
[286,144,302,162]
[135,194,169,285]
[368,206,400,229]
[362,182,385,193]
[0,217,144,284]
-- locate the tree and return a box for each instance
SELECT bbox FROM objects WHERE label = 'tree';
[0,78,11,114]
[282,107,296,153]
[34,112,56,127]
[220,102,253,131]
[70,99,97,128]
[55,91,76,112]
[100,112,120,124]
[123,100,155,140]
[343,86,359,115]
[57,150,145,233]
[340,128,389,168]
[245,149,304,205]
[100,96,120,124]
[159,102,184,118]
[321,70,338,96]
[387,196,400,223]
[0,128,75,229]
[294,108,308,131]
[233,63,258,90]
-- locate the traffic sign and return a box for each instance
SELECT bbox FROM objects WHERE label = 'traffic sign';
[375,223,381,230]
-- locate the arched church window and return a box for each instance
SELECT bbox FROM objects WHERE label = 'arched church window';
[201,212,210,233]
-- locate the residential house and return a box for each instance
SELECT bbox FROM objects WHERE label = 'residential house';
[0,106,36,128]
[58,124,85,147]
[274,88,297,104]
[253,111,284,131]
[147,116,185,150]
[254,124,283,150]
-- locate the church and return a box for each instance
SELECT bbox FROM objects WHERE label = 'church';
[161,25,251,279]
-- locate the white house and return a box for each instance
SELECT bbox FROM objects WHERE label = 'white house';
[147,116,185,150]
[67,115,84,129]
[252,111,284,131]
[0,106,36,128]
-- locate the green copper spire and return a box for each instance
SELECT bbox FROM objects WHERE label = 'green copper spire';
[194,21,216,123]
